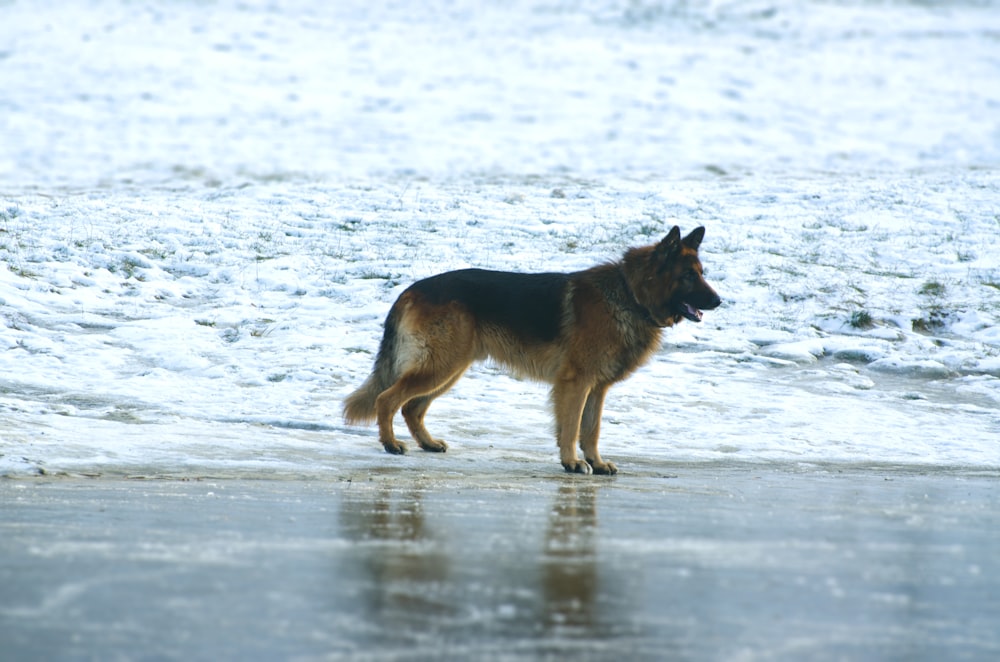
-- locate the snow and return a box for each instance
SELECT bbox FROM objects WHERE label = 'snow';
[2,0,999,477]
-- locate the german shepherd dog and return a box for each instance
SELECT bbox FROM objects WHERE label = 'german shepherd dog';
[343,226,721,475]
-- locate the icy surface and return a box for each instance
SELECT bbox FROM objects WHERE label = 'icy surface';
[1,0,999,477]
[2,473,999,660]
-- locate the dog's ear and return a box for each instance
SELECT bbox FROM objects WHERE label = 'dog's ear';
[682,226,706,251]
[655,226,682,262]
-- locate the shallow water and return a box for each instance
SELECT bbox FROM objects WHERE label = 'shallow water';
[2,468,998,660]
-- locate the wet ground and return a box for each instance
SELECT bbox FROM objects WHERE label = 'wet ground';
[2,465,998,661]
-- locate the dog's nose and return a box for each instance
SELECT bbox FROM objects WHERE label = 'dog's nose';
[709,294,722,309]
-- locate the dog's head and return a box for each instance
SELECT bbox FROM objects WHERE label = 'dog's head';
[626,226,722,327]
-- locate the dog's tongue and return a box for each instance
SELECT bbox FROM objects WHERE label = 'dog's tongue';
[682,303,703,322]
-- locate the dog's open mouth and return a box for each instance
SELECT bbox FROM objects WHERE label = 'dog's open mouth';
[678,302,703,323]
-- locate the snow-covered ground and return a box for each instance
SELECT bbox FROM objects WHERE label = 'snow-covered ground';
[2,0,998,477]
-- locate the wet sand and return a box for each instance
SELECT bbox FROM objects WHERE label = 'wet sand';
[2,464,998,661]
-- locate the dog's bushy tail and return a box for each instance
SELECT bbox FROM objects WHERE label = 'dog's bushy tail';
[343,306,400,425]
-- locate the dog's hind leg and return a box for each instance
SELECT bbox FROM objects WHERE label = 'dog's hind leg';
[553,377,593,475]
[579,383,617,475]
[401,369,467,453]
[376,369,457,455]
[375,303,475,456]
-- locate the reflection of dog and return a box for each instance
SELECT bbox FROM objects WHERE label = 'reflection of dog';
[343,226,721,475]
[544,483,598,628]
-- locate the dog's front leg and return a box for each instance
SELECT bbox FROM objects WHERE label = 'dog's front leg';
[579,383,617,475]
[553,378,592,475]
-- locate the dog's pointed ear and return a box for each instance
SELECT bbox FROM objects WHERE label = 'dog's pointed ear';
[682,226,706,251]
[655,226,682,261]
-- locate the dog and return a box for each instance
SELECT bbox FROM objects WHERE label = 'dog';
[343,226,721,475]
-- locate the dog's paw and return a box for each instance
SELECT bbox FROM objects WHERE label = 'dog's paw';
[418,438,448,453]
[589,459,618,475]
[382,440,408,455]
[562,460,593,475]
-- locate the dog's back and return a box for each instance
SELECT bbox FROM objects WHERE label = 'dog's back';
[407,268,570,345]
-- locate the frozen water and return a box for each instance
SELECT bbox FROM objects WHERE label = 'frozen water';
[2,471,999,661]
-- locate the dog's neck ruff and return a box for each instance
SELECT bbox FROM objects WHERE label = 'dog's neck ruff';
[617,266,668,328]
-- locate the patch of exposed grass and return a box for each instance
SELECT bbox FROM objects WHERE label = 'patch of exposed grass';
[912,308,950,334]
[849,310,874,330]
[919,280,946,297]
